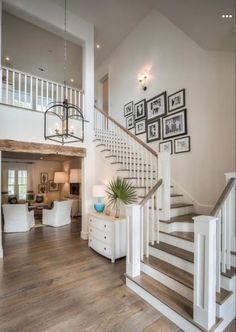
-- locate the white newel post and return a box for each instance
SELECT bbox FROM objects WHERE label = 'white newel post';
[126,204,141,278]
[225,172,236,253]
[193,215,217,330]
[158,152,170,221]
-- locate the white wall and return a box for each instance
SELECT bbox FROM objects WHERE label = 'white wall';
[95,10,235,212]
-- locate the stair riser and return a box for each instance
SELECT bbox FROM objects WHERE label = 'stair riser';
[126,278,202,332]
[171,196,184,205]
[230,253,236,267]
[159,233,194,252]
[216,294,235,319]
[159,221,194,233]
[149,246,194,274]
[171,206,194,218]
[141,262,193,302]
[221,274,236,292]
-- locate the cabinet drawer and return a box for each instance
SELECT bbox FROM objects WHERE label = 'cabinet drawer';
[89,236,111,258]
[89,227,112,245]
[89,217,112,233]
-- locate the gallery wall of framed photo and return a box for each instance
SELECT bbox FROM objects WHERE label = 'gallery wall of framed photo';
[123,88,191,155]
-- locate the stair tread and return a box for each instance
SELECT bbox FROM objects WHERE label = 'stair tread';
[142,255,232,304]
[221,266,236,278]
[160,213,198,224]
[150,241,194,263]
[127,272,222,331]
[160,231,194,242]
[143,255,193,288]
[171,203,194,209]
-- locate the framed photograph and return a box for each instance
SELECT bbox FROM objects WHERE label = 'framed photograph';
[40,172,48,184]
[146,91,167,121]
[126,114,134,130]
[174,136,191,154]
[135,119,146,135]
[48,180,59,192]
[159,140,173,154]
[124,101,133,117]
[162,109,187,139]
[168,89,185,112]
[134,99,146,120]
[38,183,48,194]
[146,120,161,143]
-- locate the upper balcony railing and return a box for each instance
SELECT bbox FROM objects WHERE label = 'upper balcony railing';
[0,66,84,116]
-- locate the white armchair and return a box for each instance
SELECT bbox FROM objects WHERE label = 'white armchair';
[42,200,73,227]
[2,204,35,233]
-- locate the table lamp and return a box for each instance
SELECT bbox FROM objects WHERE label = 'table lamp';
[92,185,106,213]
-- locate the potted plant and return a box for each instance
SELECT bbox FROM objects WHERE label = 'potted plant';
[106,177,137,218]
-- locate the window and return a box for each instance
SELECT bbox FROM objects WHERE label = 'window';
[7,169,27,200]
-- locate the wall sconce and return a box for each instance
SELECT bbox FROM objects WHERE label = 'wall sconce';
[138,73,148,91]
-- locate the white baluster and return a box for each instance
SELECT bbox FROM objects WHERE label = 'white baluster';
[18,73,21,105]
[226,195,231,269]
[146,200,149,257]
[46,81,49,106]
[30,76,33,108]
[156,187,160,244]
[222,203,227,272]
[6,68,9,104]
[151,196,155,245]
[216,210,221,293]
[70,88,72,104]
[41,79,43,110]
[140,206,144,260]
[12,71,15,105]
[24,74,27,105]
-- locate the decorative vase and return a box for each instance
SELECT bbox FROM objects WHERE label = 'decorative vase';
[94,203,105,213]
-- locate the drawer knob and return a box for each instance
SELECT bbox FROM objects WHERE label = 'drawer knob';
[104,236,106,239]
[90,229,92,232]
[104,225,106,228]
[104,247,106,251]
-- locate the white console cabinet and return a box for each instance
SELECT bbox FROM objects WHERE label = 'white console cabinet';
[88,213,126,263]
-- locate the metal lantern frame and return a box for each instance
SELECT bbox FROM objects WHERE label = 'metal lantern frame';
[44,99,84,145]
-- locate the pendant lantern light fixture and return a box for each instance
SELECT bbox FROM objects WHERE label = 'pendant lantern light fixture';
[44,0,84,144]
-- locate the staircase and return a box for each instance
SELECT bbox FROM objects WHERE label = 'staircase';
[93,106,236,332]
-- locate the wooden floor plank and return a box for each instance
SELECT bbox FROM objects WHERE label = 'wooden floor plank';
[0,219,181,332]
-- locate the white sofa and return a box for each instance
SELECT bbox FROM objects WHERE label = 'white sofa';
[2,204,35,233]
[42,200,73,227]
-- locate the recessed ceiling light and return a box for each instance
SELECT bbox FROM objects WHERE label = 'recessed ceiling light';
[5,56,10,61]
[222,14,233,18]
[70,78,74,83]
[96,44,100,49]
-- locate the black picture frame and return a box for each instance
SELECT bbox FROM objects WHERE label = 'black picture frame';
[159,140,173,155]
[146,119,161,143]
[70,183,80,196]
[38,183,48,194]
[48,180,59,192]
[126,114,134,130]
[168,89,185,112]
[174,136,191,154]
[40,172,48,184]
[134,99,146,120]
[162,109,187,140]
[135,119,146,135]
[124,101,133,117]
[146,91,167,121]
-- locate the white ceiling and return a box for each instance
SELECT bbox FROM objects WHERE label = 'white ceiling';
[2,0,235,70]
[2,11,83,88]
[51,0,235,66]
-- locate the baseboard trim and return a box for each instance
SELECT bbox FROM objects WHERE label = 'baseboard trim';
[81,231,88,240]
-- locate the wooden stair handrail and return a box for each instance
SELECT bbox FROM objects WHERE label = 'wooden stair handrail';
[211,177,235,216]
[140,179,163,207]
[94,106,158,157]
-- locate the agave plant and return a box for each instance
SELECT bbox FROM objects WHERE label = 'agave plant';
[106,177,137,218]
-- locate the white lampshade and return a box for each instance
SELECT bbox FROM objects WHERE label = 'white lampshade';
[92,185,106,198]
[54,171,66,184]
[69,169,81,183]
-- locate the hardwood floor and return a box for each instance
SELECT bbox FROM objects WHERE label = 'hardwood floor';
[0,220,182,332]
